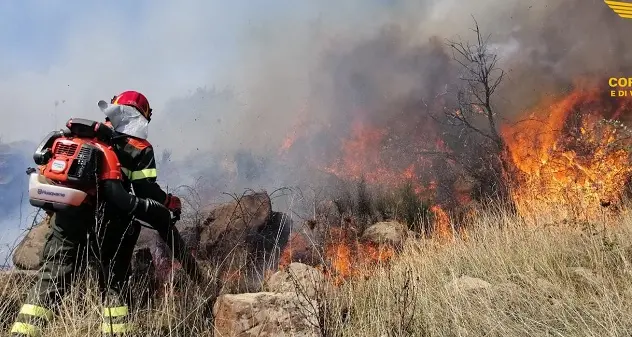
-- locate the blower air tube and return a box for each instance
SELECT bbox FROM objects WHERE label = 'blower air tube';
[102,180,203,283]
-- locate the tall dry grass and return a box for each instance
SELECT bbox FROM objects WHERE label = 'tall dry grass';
[319,205,632,336]
[1,202,632,336]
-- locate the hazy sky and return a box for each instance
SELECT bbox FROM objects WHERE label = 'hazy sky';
[0,1,300,142]
[3,0,619,166]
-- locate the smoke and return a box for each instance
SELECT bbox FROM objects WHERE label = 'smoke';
[2,0,632,225]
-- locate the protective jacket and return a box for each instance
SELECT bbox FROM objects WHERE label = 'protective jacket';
[111,132,168,204]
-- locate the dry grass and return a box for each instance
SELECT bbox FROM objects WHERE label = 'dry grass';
[322,207,632,337]
[2,204,632,336]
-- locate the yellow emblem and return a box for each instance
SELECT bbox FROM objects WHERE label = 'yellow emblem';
[605,0,632,18]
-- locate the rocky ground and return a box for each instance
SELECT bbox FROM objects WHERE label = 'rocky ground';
[9,191,411,336]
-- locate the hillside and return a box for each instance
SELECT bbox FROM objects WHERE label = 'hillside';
[1,203,631,336]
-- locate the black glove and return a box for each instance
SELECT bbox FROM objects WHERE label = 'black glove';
[133,198,203,283]
[161,226,204,284]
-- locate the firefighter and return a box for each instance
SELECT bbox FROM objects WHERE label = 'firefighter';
[9,90,182,336]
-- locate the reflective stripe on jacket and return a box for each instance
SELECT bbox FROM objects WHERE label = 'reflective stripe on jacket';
[111,135,168,204]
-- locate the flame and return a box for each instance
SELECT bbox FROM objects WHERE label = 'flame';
[278,232,314,267]
[279,227,395,285]
[324,227,395,285]
[502,87,632,219]
[279,104,310,156]
[319,119,444,200]
[323,120,404,186]
[431,205,452,239]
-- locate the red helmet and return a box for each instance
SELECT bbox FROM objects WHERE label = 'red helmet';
[111,90,153,121]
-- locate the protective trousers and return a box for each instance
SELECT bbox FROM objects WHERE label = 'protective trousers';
[10,206,141,336]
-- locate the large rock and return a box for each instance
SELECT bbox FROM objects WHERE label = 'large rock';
[213,292,319,337]
[12,215,51,270]
[195,192,291,290]
[361,221,408,250]
[266,263,325,299]
[197,192,272,261]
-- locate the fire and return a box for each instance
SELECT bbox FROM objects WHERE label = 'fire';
[502,87,632,219]
[279,227,395,285]
[321,119,442,195]
[278,232,317,267]
[431,205,452,239]
[324,120,407,186]
[279,135,297,155]
[324,227,395,285]
[279,104,310,156]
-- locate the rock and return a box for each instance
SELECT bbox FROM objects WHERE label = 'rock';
[176,225,200,256]
[213,292,319,337]
[196,192,291,291]
[132,227,191,294]
[12,215,52,270]
[250,211,292,271]
[12,191,293,295]
[446,275,492,292]
[361,221,408,250]
[197,192,272,261]
[267,263,325,298]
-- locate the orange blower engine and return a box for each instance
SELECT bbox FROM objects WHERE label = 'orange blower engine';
[28,118,122,211]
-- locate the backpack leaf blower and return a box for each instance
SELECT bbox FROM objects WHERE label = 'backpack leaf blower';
[27,118,203,283]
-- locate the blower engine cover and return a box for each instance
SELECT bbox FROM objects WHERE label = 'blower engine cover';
[28,172,88,211]
[28,119,123,212]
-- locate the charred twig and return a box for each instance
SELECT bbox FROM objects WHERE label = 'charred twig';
[386,267,424,337]
[444,17,505,151]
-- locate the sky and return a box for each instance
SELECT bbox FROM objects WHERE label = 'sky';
[0,0,301,142]
[0,0,407,160]
[0,1,403,156]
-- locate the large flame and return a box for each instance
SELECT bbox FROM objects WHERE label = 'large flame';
[323,120,426,191]
[273,85,632,283]
[502,87,632,219]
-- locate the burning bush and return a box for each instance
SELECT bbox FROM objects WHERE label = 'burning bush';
[502,86,632,220]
